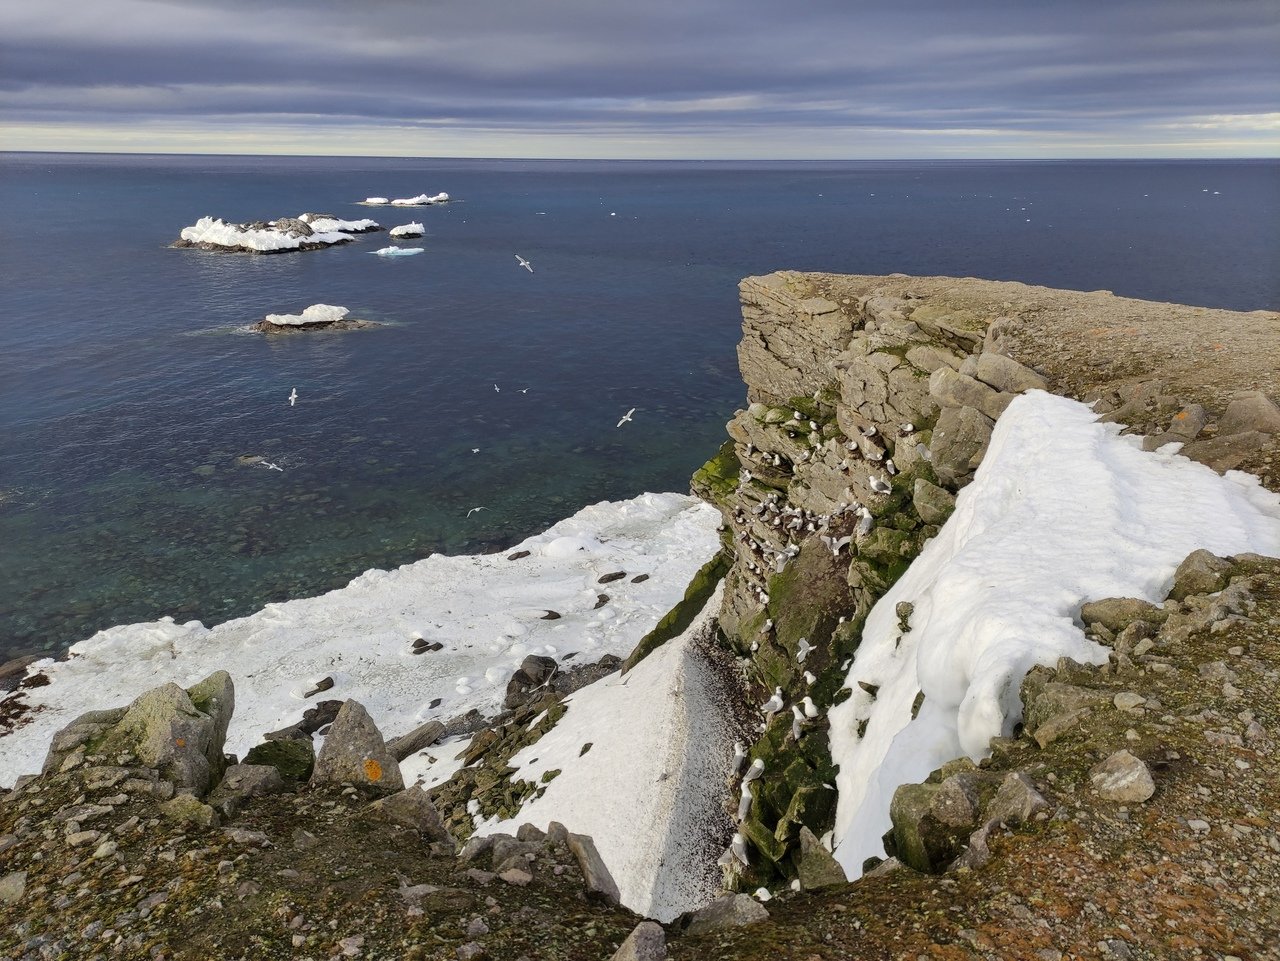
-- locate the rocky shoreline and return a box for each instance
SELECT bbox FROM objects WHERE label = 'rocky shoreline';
[2,273,1278,960]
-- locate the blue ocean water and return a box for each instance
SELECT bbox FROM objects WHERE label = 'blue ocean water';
[1,154,1277,662]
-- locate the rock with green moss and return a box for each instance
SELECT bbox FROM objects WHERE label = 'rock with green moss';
[158,792,220,829]
[623,550,729,673]
[690,441,741,506]
[244,737,315,782]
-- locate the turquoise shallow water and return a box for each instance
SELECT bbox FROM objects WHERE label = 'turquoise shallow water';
[1,154,1277,661]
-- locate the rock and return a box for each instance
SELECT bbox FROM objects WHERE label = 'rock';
[1181,430,1272,473]
[158,793,219,829]
[930,773,982,827]
[678,893,769,937]
[365,787,452,844]
[309,700,404,794]
[207,764,285,817]
[929,366,1013,421]
[796,826,846,890]
[1169,549,1234,601]
[0,654,39,693]
[498,867,532,886]
[949,820,996,872]
[610,921,667,961]
[508,550,531,560]
[503,655,559,709]
[44,672,234,797]
[984,772,1048,826]
[1089,750,1156,803]
[566,833,621,905]
[516,823,546,843]
[223,827,271,846]
[244,738,315,782]
[386,720,446,761]
[1079,597,1166,633]
[1113,692,1146,711]
[1218,390,1280,436]
[457,835,495,862]
[0,870,27,905]
[973,352,1048,393]
[863,856,903,878]
[930,405,994,488]
[598,571,627,584]
[912,478,956,525]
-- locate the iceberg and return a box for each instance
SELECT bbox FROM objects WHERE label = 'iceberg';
[389,222,425,238]
[372,246,424,257]
[263,304,350,327]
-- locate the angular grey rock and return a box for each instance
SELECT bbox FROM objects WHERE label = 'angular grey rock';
[498,867,532,886]
[365,786,452,843]
[457,834,495,863]
[930,773,983,828]
[610,921,667,961]
[310,700,404,794]
[1089,750,1156,803]
[0,654,39,693]
[158,793,219,829]
[1079,597,1165,634]
[863,856,903,878]
[929,366,1013,421]
[491,837,540,869]
[42,707,128,774]
[504,654,559,709]
[678,893,769,937]
[0,870,26,905]
[567,832,621,905]
[912,478,956,525]
[904,344,963,374]
[973,352,1048,394]
[949,820,997,872]
[516,823,546,843]
[1218,390,1280,437]
[985,772,1048,826]
[1181,430,1271,473]
[207,763,284,817]
[930,405,995,488]
[385,719,446,762]
[796,826,847,891]
[1169,549,1234,601]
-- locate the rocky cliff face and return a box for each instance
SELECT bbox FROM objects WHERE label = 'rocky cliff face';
[693,271,1280,888]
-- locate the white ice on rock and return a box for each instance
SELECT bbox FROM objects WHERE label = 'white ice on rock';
[372,247,424,257]
[830,390,1280,877]
[178,216,351,252]
[390,192,449,206]
[475,583,733,922]
[0,493,721,789]
[298,214,380,233]
[389,222,425,238]
[264,304,349,327]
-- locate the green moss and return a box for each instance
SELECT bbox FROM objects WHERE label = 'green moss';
[540,769,561,784]
[244,738,315,782]
[690,440,741,505]
[622,550,731,673]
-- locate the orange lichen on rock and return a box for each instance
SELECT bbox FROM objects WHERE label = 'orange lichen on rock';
[363,758,383,782]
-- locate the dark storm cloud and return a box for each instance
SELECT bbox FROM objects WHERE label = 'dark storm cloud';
[2,0,1277,153]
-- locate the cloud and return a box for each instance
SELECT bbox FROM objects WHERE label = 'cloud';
[2,0,1277,156]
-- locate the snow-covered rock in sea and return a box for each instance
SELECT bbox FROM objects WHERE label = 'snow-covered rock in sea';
[0,493,721,791]
[264,304,350,327]
[390,192,449,206]
[362,197,389,205]
[389,222,425,238]
[372,246,424,257]
[176,216,355,253]
[475,583,735,922]
[829,390,1280,877]
[297,213,380,234]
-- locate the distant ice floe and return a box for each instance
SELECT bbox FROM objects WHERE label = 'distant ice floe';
[176,213,379,253]
[372,246,424,257]
[361,192,450,207]
[389,222,425,239]
[263,304,350,327]
[829,391,1280,878]
[0,493,722,791]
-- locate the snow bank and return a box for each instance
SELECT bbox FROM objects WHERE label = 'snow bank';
[372,246,424,257]
[830,390,1280,876]
[263,304,349,327]
[178,216,351,252]
[0,494,721,789]
[477,583,733,921]
[299,215,379,233]
[389,222,425,238]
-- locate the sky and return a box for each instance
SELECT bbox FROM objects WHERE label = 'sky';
[2,0,1278,158]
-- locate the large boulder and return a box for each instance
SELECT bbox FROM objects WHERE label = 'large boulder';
[207,763,285,818]
[244,737,316,781]
[364,786,452,845]
[676,893,769,937]
[42,671,234,797]
[309,700,404,793]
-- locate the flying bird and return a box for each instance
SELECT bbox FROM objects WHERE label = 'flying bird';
[493,383,500,393]
[796,637,812,663]
[466,507,486,517]
[515,255,533,273]
[288,388,298,407]
[472,448,480,454]
[616,407,635,428]
[263,461,283,472]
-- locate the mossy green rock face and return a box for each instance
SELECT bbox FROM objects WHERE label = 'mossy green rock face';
[691,441,741,506]
[622,550,730,673]
[244,738,315,782]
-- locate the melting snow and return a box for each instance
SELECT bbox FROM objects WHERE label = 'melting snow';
[264,304,349,327]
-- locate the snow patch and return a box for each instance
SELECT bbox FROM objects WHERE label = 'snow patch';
[830,390,1280,876]
[178,216,351,252]
[263,304,350,327]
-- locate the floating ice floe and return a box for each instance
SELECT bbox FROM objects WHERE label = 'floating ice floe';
[372,246,424,257]
[263,304,350,327]
[389,222,425,238]
[829,390,1280,878]
[0,493,722,794]
[298,213,380,233]
[363,197,389,205]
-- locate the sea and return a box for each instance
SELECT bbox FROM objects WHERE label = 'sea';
[1,154,1277,664]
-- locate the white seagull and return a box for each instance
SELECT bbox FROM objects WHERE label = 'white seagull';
[730,833,749,866]
[471,448,480,454]
[801,696,819,719]
[466,507,486,517]
[263,461,283,472]
[743,758,765,784]
[737,786,753,821]
[791,704,805,741]
[869,475,892,495]
[288,388,298,407]
[616,407,635,428]
[729,741,747,776]
[493,383,500,393]
[761,687,784,716]
[515,254,533,273]
[796,637,812,663]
